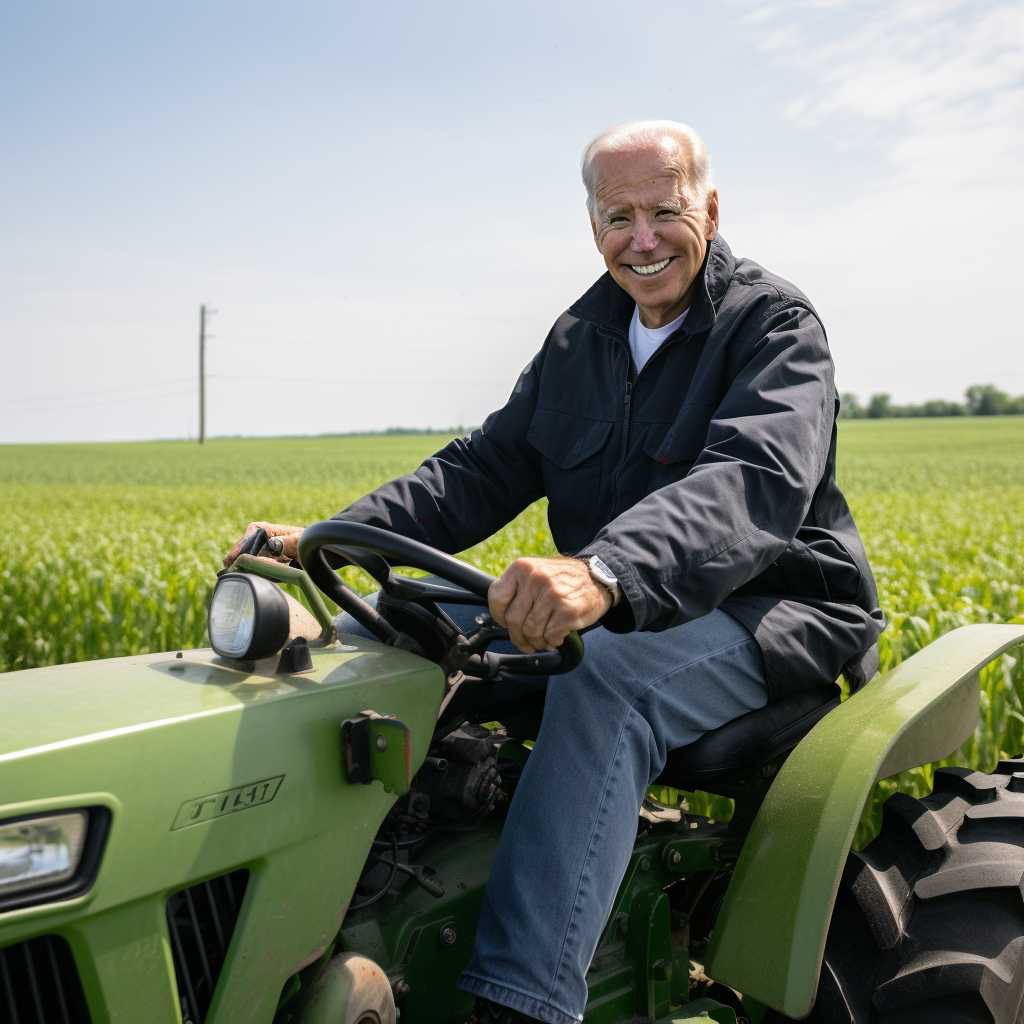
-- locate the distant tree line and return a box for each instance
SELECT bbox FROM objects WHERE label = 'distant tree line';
[839,385,1024,419]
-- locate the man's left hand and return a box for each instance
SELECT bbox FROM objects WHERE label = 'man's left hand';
[488,556,614,654]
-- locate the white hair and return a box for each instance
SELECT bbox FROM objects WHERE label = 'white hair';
[581,119,713,216]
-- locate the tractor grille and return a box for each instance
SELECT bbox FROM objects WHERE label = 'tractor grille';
[0,934,92,1023]
[167,870,249,1024]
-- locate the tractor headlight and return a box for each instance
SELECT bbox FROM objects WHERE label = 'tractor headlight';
[209,573,290,661]
[0,811,89,899]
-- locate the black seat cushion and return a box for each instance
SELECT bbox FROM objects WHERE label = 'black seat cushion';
[656,684,842,790]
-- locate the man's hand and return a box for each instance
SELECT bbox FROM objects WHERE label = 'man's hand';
[488,556,614,654]
[223,522,305,568]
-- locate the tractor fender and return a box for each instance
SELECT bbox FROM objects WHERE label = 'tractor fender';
[298,951,396,1024]
[703,622,1024,1020]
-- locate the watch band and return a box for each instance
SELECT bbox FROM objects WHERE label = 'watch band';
[586,555,621,606]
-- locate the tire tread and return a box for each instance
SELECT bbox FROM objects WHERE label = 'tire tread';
[807,760,1024,1024]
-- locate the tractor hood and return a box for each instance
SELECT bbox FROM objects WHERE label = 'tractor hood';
[0,640,444,1024]
[0,642,434,760]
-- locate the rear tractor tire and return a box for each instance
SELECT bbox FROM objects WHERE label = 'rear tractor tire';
[803,760,1024,1024]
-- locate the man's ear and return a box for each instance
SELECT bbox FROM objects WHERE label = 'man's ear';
[704,190,720,241]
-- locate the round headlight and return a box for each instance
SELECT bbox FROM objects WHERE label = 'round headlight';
[209,573,290,660]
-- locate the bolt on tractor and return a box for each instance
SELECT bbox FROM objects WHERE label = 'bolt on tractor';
[2,520,1024,1024]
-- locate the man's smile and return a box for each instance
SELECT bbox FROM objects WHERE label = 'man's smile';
[627,256,674,276]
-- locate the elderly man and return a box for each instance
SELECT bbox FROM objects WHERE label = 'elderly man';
[226,120,883,1024]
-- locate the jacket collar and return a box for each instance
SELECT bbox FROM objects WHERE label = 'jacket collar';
[568,235,734,337]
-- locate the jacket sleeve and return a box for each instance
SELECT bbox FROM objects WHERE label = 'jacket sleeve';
[578,299,835,632]
[331,346,548,554]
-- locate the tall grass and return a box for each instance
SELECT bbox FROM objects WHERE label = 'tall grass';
[2,420,1023,845]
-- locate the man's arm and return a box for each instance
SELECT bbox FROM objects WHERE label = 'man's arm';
[333,347,548,553]
[224,344,551,571]
[579,299,835,633]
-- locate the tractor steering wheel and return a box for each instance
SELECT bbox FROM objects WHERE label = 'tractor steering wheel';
[297,520,584,680]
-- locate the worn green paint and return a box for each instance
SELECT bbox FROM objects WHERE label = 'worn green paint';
[654,999,737,1024]
[329,808,729,1023]
[583,825,724,1023]
[333,822,502,1024]
[705,623,1024,1019]
[365,718,414,796]
[0,639,444,1024]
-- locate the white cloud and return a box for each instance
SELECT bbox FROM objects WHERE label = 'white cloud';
[729,0,1024,403]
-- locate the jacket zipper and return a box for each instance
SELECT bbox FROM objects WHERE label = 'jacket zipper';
[609,377,634,515]
[606,326,691,515]
[617,380,634,467]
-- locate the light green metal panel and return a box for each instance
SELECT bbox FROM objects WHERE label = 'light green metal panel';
[704,623,1024,1020]
[0,640,444,1024]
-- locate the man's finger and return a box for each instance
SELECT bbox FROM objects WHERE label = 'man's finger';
[488,569,519,627]
[278,531,301,561]
[520,601,556,652]
[502,588,538,654]
[542,619,571,651]
[223,522,261,567]
[544,603,591,647]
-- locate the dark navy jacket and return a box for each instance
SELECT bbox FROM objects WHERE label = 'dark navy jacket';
[336,237,885,698]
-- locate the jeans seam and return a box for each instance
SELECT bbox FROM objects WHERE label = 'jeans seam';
[600,636,759,720]
[642,635,757,691]
[545,704,633,1004]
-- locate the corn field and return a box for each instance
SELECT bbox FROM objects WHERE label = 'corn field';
[2,419,1023,845]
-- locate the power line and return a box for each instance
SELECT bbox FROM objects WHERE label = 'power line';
[0,388,196,414]
[1,377,195,408]
[0,373,509,413]
[212,336,504,355]
[210,374,510,387]
[1,360,512,422]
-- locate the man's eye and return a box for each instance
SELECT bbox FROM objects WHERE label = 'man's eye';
[608,216,628,225]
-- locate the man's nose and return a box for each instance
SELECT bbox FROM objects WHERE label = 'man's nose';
[629,217,658,253]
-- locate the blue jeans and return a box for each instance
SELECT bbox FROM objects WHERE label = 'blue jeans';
[337,597,768,1024]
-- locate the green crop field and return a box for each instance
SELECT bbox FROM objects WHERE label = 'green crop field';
[2,417,1023,845]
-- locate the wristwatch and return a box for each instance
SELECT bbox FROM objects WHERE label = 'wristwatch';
[586,555,621,606]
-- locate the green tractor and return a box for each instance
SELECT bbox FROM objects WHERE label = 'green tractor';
[2,520,1024,1024]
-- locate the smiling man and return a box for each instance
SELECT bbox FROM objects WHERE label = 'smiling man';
[226,120,883,1024]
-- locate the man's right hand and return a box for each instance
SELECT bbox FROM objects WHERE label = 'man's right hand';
[223,522,305,568]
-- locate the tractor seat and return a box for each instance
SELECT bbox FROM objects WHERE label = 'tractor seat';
[655,683,842,792]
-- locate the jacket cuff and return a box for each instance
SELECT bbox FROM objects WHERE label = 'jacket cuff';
[575,542,646,633]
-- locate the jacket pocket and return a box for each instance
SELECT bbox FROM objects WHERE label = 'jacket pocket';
[744,534,859,603]
[800,529,863,603]
[528,408,614,548]
[528,408,614,468]
[643,418,707,490]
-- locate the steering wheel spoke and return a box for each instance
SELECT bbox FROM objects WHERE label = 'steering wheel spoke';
[298,521,584,677]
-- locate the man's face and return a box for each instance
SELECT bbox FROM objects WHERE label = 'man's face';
[590,141,719,328]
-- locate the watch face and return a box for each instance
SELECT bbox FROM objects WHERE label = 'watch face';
[589,556,617,586]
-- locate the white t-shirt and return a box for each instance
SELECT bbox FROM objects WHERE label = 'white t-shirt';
[628,304,689,374]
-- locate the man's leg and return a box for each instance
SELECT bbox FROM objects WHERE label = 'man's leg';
[458,610,769,1024]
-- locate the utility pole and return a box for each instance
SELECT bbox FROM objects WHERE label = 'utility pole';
[198,304,216,444]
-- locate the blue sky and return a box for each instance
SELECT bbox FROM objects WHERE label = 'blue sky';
[2,0,1022,442]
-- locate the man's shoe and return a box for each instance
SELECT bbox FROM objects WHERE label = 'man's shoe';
[464,995,543,1024]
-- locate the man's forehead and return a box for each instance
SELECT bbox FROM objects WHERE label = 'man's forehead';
[591,142,693,208]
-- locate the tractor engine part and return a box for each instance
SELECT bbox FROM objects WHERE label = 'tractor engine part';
[412,724,507,820]
[298,951,396,1024]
